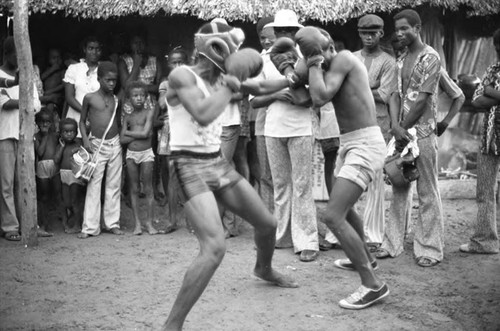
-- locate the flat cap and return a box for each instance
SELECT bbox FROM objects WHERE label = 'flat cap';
[358,14,384,31]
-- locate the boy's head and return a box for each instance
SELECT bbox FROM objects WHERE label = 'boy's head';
[97,61,118,92]
[59,118,78,142]
[48,48,62,67]
[35,109,53,132]
[167,47,189,70]
[126,81,147,110]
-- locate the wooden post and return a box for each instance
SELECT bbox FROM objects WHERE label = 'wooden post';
[13,0,38,246]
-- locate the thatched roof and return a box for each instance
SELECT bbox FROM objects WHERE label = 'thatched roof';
[1,0,499,22]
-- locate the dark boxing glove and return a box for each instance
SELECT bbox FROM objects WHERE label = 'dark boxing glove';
[224,48,263,82]
[270,37,299,75]
[295,26,330,58]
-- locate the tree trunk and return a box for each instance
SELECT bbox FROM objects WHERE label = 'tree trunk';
[14,0,38,246]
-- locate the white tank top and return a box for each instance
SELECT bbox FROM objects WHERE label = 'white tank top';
[167,66,222,153]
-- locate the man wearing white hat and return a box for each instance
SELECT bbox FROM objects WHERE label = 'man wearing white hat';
[251,9,320,262]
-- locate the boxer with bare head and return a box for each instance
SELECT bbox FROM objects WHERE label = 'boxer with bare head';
[294,26,389,309]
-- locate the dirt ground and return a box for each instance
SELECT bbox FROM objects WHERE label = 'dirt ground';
[1,191,499,331]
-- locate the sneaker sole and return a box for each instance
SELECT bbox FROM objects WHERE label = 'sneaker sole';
[333,259,379,271]
[339,288,390,310]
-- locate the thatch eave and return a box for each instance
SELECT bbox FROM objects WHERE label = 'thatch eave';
[0,0,499,22]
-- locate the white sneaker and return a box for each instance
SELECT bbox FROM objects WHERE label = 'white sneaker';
[339,283,389,309]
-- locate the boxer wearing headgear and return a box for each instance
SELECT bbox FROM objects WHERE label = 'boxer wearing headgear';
[194,21,245,73]
[162,20,298,331]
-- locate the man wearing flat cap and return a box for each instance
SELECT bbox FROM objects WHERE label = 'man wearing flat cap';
[347,14,396,260]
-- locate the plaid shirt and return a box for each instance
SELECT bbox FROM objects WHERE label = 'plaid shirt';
[121,54,158,114]
[396,45,441,138]
[473,62,500,155]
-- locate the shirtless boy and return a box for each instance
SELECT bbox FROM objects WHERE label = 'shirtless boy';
[54,118,86,233]
[161,21,297,331]
[34,109,61,237]
[295,26,389,309]
[78,61,123,239]
[120,81,159,235]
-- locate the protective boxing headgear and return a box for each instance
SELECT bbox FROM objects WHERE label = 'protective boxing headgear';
[194,22,245,73]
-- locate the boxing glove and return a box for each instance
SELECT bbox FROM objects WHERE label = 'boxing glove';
[295,26,330,58]
[224,48,263,81]
[269,37,299,75]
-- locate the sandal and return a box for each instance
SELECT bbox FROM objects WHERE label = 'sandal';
[5,231,21,241]
[374,248,390,259]
[416,257,439,267]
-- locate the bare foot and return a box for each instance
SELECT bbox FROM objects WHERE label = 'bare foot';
[133,226,143,235]
[77,233,90,239]
[146,224,159,235]
[253,268,299,288]
[65,227,81,234]
[109,228,124,235]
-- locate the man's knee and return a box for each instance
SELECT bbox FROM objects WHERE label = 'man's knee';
[323,210,345,230]
[257,215,277,234]
[203,238,227,265]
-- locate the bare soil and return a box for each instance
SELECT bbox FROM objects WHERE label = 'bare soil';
[1,195,499,331]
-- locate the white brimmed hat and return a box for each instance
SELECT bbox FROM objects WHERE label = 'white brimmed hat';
[264,9,303,29]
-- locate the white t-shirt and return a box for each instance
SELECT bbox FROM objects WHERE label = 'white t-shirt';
[63,61,100,137]
[0,70,41,140]
[256,45,312,138]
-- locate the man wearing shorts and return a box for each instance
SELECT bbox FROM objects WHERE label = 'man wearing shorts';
[161,21,297,331]
[296,26,389,309]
